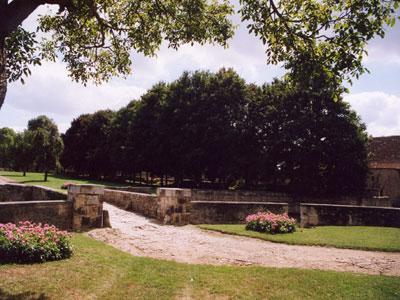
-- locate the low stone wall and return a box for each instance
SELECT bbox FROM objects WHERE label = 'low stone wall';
[0,184,105,231]
[192,189,291,203]
[105,186,154,194]
[191,189,396,207]
[101,187,400,227]
[157,188,191,225]
[300,203,400,227]
[0,200,72,229]
[0,183,67,202]
[102,189,159,218]
[190,201,289,224]
[300,195,396,207]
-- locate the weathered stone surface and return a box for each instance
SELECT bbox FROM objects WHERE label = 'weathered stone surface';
[157,188,191,225]
[0,184,66,202]
[190,201,289,224]
[102,189,158,218]
[105,186,154,194]
[0,200,72,229]
[68,184,104,195]
[300,203,400,227]
[191,189,291,203]
[69,184,105,231]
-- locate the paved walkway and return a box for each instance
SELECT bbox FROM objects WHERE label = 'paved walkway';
[88,203,400,276]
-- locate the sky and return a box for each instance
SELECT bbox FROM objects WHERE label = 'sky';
[0,5,399,136]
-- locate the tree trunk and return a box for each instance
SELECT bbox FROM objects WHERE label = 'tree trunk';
[23,170,26,177]
[44,170,48,182]
[0,34,6,110]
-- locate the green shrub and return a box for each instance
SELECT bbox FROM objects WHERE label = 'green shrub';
[0,221,73,263]
[245,212,296,234]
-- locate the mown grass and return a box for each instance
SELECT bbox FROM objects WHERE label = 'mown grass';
[0,234,399,299]
[0,171,127,192]
[198,224,400,252]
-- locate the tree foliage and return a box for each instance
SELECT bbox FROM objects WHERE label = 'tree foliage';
[0,0,234,108]
[61,69,369,196]
[240,0,400,91]
[0,127,16,169]
[26,115,63,181]
[62,110,115,178]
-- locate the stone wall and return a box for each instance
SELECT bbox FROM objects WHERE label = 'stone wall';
[191,188,394,207]
[300,203,400,227]
[190,201,289,224]
[68,185,105,230]
[0,183,67,202]
[157,188,191,225]
[100,187,400,227]
[102,189,158,218]
[192,189,291,203]
[0,184,105,231]
[102,188,191,225]
[368,169,400,199]
[0,200,72,229]
[300,195,396,207]
[104,186,154,194]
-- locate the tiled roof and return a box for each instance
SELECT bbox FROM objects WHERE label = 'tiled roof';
[369,136,400,169]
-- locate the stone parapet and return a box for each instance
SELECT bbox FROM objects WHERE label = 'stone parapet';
[300,203,400,228]
[68,184,105,230]
[157,188,191,225]
[190,201,289,224]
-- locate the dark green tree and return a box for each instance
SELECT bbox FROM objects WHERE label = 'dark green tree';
[27,115,63,181]
[62,110,115,178]
[250,78,369,196]
[13,130,34,176]
[0,127,16,169]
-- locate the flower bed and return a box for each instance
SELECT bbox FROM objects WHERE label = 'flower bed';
[0,221,73,263]
[245,211,296,234]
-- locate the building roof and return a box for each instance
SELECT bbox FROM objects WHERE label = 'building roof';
[369,136,400,169]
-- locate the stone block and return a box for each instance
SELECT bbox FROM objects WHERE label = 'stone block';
[69,184,104,195]
[73,195,87,210]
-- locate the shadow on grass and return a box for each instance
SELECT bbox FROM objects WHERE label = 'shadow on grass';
[0,289,49,300]
[19,180,46,184]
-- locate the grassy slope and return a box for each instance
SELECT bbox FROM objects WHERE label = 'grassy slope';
[0,171,127,192]
[198,225,400,252]
[0,234,399,299]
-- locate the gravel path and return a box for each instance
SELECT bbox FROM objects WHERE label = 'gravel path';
[0,176,13,184]
[88,203,400,276]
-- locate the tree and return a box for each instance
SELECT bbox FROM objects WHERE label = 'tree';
[0,0,234,109]
[0,127,16,169]
[62,110,115,178]
[240,0,400,92]
[27,115,63,181]
[249,78,369,196]
[13,130,34,176]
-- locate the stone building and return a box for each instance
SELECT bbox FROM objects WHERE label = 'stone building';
[368,136,400,199]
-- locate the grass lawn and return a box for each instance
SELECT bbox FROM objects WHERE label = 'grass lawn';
[0,171,127,192]
[0,234,399,299]
[198,224,400,252]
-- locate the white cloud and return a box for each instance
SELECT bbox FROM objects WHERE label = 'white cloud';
[345,91,400,137]
[364,23,400,65]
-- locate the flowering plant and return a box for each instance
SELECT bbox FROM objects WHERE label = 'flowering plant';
[0,221,73,263]
[245,211,296,234]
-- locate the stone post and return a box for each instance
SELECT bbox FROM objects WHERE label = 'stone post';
[68,184,105,231]
[156,188,191,225]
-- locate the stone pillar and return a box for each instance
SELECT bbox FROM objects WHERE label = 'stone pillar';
[156,188,191,225]
[68,184,105,231]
